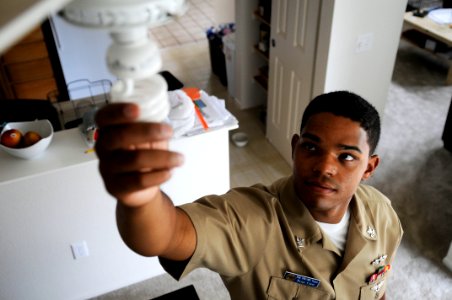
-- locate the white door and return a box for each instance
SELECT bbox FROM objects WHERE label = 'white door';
[266,0,321,164]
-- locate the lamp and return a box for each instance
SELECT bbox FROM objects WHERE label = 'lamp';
[61,0,186,121]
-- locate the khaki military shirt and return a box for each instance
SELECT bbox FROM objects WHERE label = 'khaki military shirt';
[160,176,403,299]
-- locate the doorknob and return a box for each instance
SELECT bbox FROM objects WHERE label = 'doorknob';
[272,39,276,47]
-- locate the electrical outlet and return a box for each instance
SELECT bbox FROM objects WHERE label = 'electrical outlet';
[71,241,90,259]
[355,33,373,53]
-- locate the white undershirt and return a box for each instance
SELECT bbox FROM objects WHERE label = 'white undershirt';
[315,208,351,252]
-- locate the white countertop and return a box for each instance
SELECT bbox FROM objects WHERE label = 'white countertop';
[0,128,96,185]
[0,118,238,185]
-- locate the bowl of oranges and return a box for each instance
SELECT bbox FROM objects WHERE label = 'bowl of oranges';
[0,119,54,159]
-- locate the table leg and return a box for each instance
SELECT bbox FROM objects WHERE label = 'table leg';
[447,64,452,85]
[443,99,452,152]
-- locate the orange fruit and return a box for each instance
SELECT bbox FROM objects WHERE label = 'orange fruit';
[1,129,23,148]
[23,131,42,147]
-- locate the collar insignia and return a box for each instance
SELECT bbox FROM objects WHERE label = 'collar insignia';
[366,226,377,239]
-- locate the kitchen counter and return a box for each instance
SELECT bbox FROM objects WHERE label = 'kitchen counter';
[0,128,94,185]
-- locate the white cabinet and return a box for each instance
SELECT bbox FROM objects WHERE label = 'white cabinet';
[0,125,235,300]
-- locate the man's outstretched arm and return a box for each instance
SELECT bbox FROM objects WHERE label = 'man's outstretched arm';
[95,103,196,261]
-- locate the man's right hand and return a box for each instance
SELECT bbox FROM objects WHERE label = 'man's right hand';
[95,103,184,207]
[94,103,195,259]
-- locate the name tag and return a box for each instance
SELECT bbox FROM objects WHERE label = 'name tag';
[283,271,321,288]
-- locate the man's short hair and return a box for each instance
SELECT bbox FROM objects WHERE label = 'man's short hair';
[300,91,381,154]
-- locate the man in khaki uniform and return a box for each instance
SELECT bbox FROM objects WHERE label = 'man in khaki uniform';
[95,91,403,299]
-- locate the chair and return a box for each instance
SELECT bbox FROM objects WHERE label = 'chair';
[0,99,62,132]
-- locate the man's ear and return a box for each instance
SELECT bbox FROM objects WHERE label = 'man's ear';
[362,154,380,181]
[291,134,300,159]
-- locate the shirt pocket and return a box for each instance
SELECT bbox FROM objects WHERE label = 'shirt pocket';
[359,277,387,300]
[267,276,333,300]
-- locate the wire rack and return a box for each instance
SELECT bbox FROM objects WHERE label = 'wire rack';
[51,79,112,129]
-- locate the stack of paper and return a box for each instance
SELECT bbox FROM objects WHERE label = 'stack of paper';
[167,89,238,137]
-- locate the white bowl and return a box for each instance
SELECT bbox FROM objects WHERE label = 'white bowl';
[0,120,54,159]
[231,132,249,147]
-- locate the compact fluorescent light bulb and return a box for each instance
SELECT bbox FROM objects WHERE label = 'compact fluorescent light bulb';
[61,0,187,122]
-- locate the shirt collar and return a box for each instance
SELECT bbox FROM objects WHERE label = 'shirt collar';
[278,177,377,250]
[278,176,323,245]
[350,185,378,241]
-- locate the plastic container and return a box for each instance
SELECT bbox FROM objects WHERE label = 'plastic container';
[206,23,235,87]
[231,132,248,147]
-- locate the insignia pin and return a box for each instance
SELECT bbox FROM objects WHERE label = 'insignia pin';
[366,226,377,239]
[371,280,384,299]
[296,236,305,250]
[371,280,384,292]
[371,254,388,266]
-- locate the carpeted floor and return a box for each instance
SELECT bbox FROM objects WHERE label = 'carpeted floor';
[369,39,452,299]
[91,39,452,300]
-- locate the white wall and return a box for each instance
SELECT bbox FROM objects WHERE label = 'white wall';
[314,0,408,116]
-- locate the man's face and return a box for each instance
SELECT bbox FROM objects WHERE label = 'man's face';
[291,112,379,223]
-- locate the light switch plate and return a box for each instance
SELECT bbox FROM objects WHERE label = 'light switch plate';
[356,33,374,53]
[71,241,90,259]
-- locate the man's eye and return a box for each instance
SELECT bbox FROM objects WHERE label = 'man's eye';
[301,143,316,151]
[340,153,356,161]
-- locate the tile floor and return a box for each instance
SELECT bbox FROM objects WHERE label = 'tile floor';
[149,0,216,49]
[157,0,291,189]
